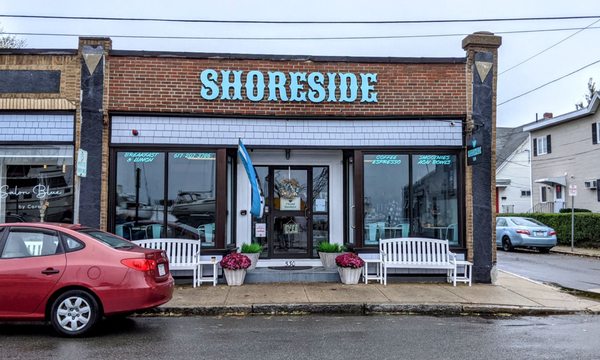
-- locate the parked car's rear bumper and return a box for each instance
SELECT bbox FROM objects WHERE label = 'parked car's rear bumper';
[98,273,174,315]
[514,235,557,248]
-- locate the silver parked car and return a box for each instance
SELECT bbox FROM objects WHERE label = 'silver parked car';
[496,217,557,253]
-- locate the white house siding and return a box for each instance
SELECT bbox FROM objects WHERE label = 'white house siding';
[530,111,600,213]
[497,139,531,213]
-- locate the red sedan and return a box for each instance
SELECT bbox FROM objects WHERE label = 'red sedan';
[0,223,174,337]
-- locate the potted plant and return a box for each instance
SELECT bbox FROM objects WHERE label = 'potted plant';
[241,242,262,270]
[335,253,365,285]
[220,253,252,286]
[317,241,345,269]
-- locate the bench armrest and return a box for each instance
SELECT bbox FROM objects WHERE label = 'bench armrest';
[448,251,457,264]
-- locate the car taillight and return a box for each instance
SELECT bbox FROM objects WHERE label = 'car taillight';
[516,229,530,235]
[548,230,556,236]
[121,258,157,272]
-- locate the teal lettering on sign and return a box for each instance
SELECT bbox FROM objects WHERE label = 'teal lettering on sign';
[199,69,378,103]
[417,155,452,166]
[372,155,402,165]
[172,153,216,160]
[123,152,159,163]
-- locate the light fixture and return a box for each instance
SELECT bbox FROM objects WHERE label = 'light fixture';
[285,149,291,160]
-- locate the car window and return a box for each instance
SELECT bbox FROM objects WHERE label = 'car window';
[512,218,545,227]
[496,218,507,227]
[62,234,85,252]
[1,229,61,258]
[78,229,135,249]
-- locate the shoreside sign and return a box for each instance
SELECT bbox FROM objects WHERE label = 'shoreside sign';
[200,69,378,103]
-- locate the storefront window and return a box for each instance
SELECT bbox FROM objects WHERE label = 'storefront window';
[0,145,74,223]
[363,154,409,245]
[168,152,216,247]
[114,151,217,248]
[411,154,459,246]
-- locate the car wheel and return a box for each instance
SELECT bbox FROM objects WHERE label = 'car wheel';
[538,247,551,254]
[50,290,100,337]
[502,237,514,252]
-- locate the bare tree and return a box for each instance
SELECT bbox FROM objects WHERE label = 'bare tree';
[575,77,596,110]
[0,25,26,49]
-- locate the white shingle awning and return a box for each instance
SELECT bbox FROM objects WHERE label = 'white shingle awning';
[534,176,566,187]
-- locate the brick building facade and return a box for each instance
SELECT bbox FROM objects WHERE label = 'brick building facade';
[0,32,500,283]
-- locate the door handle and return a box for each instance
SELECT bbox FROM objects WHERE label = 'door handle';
[41,268,60,275]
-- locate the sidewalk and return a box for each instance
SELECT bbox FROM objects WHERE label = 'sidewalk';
[551,245,600,258]
[149,271,600,317]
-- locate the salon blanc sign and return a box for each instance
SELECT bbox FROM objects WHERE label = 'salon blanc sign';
[200,69,378,103]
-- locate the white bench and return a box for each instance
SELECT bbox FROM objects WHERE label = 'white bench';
[132,238,218,287]
[379,237,458,286]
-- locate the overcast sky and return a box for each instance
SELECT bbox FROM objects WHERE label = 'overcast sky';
[2,0,599,128]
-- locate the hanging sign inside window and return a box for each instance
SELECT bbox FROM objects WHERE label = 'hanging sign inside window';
[283,221,299,234]
[280,197,301,211]
[315,198,327,212]
[255,223,267,237]
[124,152,159,163]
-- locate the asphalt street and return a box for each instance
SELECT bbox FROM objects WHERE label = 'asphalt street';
[497,250,600,293]
[1,316,600,360]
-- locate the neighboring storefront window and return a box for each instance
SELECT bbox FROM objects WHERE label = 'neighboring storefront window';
[114,151,216,248]
[363,153,459,246]
[0,146,74,223]
[412,154,459,245]
[363,154,409,245]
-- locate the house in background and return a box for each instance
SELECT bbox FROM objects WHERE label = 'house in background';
[495,125,531,213]
[523,92,600,213]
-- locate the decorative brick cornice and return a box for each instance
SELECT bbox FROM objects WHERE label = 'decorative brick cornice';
[0,98,77,110]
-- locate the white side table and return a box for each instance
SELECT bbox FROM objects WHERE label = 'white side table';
[362,258,383,284]
[454,260,473,286]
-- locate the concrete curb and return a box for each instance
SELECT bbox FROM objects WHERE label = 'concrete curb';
[138,303,592,317]
[550,249,600,259]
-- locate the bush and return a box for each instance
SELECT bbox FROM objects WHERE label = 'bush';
[317,241,344,253]
[501,213,600,247]
[241,242,262,253]
[558,208,591,213]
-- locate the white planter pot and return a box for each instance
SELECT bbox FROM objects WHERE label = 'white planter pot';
[223,269,247,286]
[338,267,363,285]
[318,252,345,269]
[241,253,260,270]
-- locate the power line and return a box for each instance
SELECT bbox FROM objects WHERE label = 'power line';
[1,14,600,25]
[500,18,600,75]
[4,26,600,42]
[498,59,600,106]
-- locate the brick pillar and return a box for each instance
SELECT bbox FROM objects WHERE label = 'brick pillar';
[462,32,502,283]
[77,37,111,229]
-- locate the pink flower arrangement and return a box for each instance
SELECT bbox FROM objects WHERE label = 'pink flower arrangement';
[220,253,252,270]
[335,253,365,269]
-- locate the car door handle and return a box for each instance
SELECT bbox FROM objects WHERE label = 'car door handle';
[41,268,60,275]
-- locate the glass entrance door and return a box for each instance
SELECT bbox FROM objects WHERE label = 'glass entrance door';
[251,166,329,258]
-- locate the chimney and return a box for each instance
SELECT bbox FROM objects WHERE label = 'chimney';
[543,112,553,119]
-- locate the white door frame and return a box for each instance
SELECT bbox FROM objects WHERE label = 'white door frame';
[235,149,343,258]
